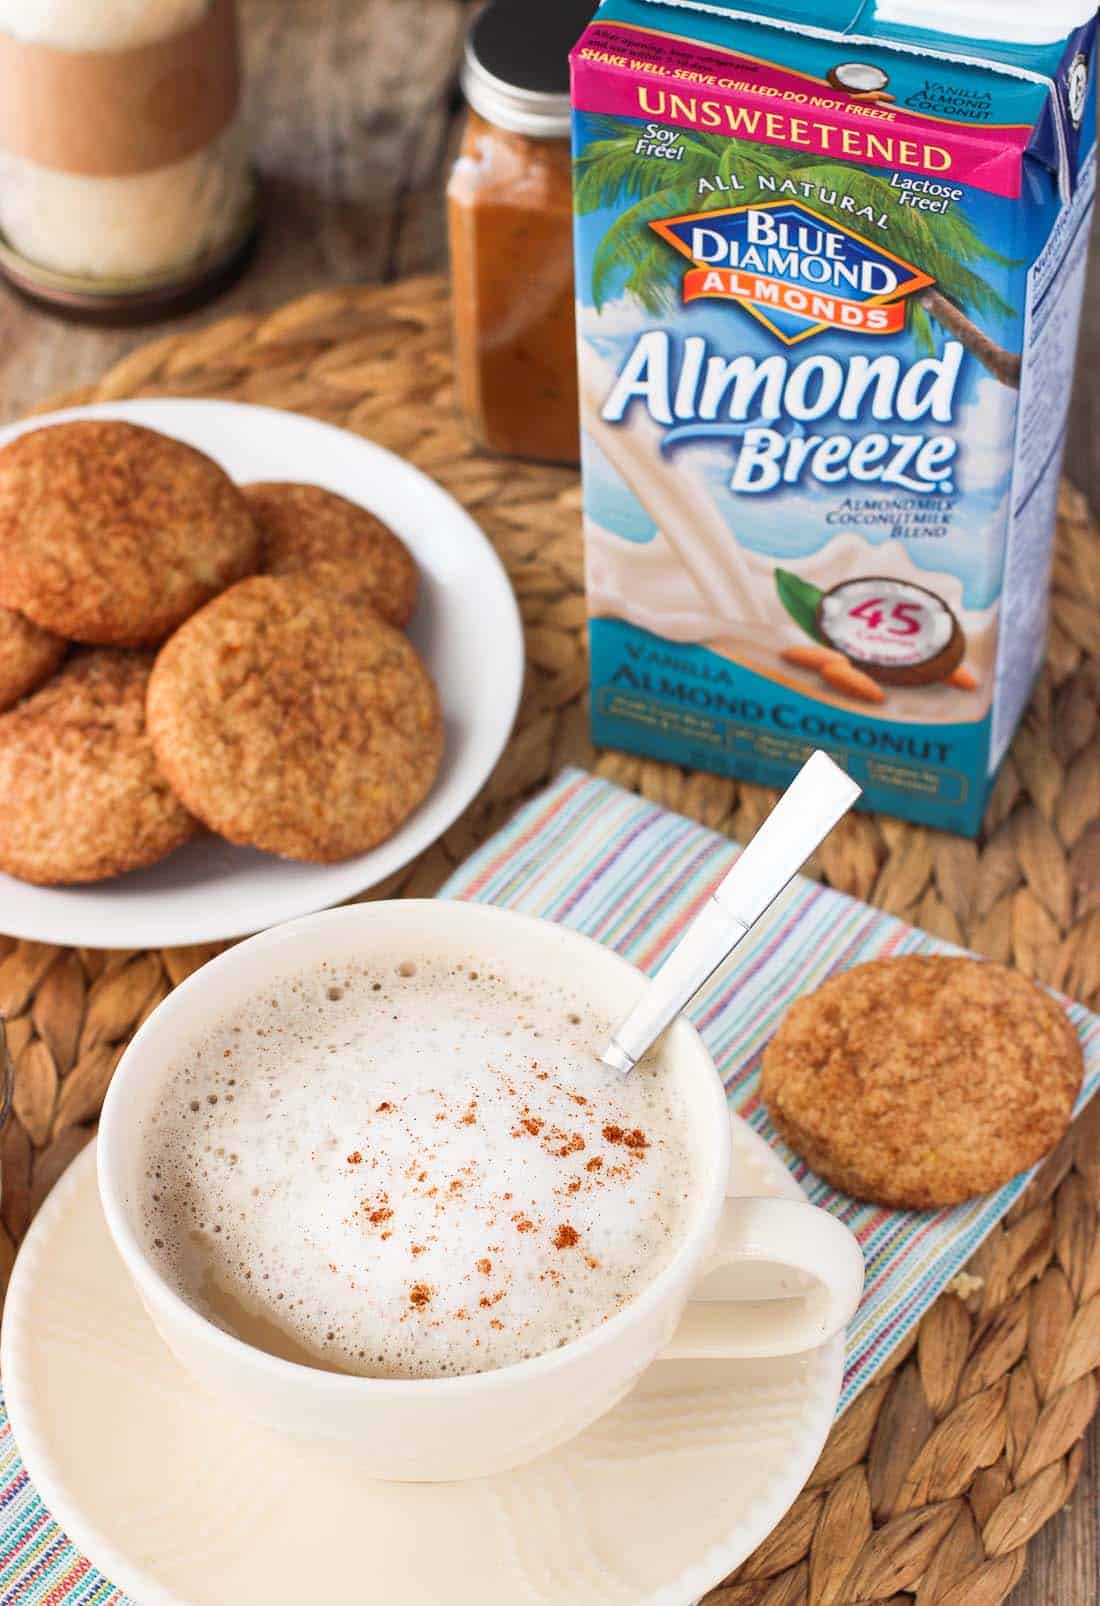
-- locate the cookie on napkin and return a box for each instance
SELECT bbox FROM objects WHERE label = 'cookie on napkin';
[0,650,197,884]
[761,955,1083,1209]
[146,575,442,862]
[0,420,259,647]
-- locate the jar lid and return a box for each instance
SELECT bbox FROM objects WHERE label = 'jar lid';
[461,0,594,138]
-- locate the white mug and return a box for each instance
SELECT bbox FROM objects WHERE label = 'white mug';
[98,901,863,1481]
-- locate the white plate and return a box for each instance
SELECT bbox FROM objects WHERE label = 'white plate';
[1,1121,842,1606]
[0,400,523,948]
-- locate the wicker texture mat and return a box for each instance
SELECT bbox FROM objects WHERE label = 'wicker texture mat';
[1,276,1098,1605]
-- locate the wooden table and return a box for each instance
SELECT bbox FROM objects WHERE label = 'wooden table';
[0,3,1094,1600]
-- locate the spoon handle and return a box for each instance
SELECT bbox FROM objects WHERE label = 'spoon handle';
[600,750,861,1074]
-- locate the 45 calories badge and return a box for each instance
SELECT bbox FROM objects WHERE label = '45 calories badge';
[650,199,932,345]
[776,570,973,704]
[816,578,964,686]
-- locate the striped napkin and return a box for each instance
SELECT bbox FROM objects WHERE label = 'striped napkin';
[443,770,1099,1410]
[0,1395,125,1605]
[3,766,1097,1604]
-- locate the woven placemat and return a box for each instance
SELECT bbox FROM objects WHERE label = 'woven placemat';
[1,275,1098,1606]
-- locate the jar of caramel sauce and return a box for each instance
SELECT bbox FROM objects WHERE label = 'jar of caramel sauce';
[447,2,589,466]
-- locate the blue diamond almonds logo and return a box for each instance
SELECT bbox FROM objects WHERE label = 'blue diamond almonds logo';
[650,199,934,345]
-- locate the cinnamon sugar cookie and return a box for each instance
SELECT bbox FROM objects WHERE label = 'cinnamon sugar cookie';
[761,955,1083,1209]
[0,606,65,711]
[0,650,197,884]
[147,576,442,862]
[0,421,259,646]
[244,481,418,628]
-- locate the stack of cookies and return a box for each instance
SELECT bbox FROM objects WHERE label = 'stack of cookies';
[0,420,443,884]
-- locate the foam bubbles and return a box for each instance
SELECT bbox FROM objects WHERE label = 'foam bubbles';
[140,959,695,1379]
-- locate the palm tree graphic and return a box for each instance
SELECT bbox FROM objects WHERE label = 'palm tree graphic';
[575,119,1022,387]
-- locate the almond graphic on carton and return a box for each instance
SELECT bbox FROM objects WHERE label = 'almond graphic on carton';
[819,658,886,704]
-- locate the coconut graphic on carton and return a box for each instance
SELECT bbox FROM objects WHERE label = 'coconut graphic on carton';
[815,578,964,687]
[826,61,895,101]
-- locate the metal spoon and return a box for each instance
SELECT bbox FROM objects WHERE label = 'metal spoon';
[601,750,861,1075]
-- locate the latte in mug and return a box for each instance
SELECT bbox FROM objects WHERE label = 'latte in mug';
[140,956,696,1379]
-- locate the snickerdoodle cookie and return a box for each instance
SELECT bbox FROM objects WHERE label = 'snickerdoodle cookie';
[243,481,418,628]
[0,606,65,711]
[0,650,197,884]
[0,421,259,647]
[147,576,442,862]
[761,955,1083,1210]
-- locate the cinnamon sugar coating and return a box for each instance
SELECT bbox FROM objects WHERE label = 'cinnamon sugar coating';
[0,421,259,646]
[146,575,442,862]
[0,606,65,711]
[0,649,196,884]
[761,956,1083,1209]
[244,481,418,628]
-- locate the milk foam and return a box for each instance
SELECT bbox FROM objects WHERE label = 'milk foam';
[140,959,696,1378]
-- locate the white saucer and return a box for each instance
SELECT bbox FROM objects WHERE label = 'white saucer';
[0,399,523,949]
[2,1121,841,1606]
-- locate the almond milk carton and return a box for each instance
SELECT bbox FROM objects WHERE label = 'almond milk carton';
[570,0,1096,834]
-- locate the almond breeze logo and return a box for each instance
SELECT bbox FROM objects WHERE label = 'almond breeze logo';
[600,191,964,496]
[650,199,933,344]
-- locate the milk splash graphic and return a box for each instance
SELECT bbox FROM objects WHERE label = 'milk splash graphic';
[570,0,1096,834]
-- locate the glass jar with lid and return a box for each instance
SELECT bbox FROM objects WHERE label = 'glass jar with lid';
[0,0,256,320]
[447,0,592,466]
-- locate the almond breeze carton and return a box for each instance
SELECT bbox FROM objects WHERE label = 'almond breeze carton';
[569,0,1096,834]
